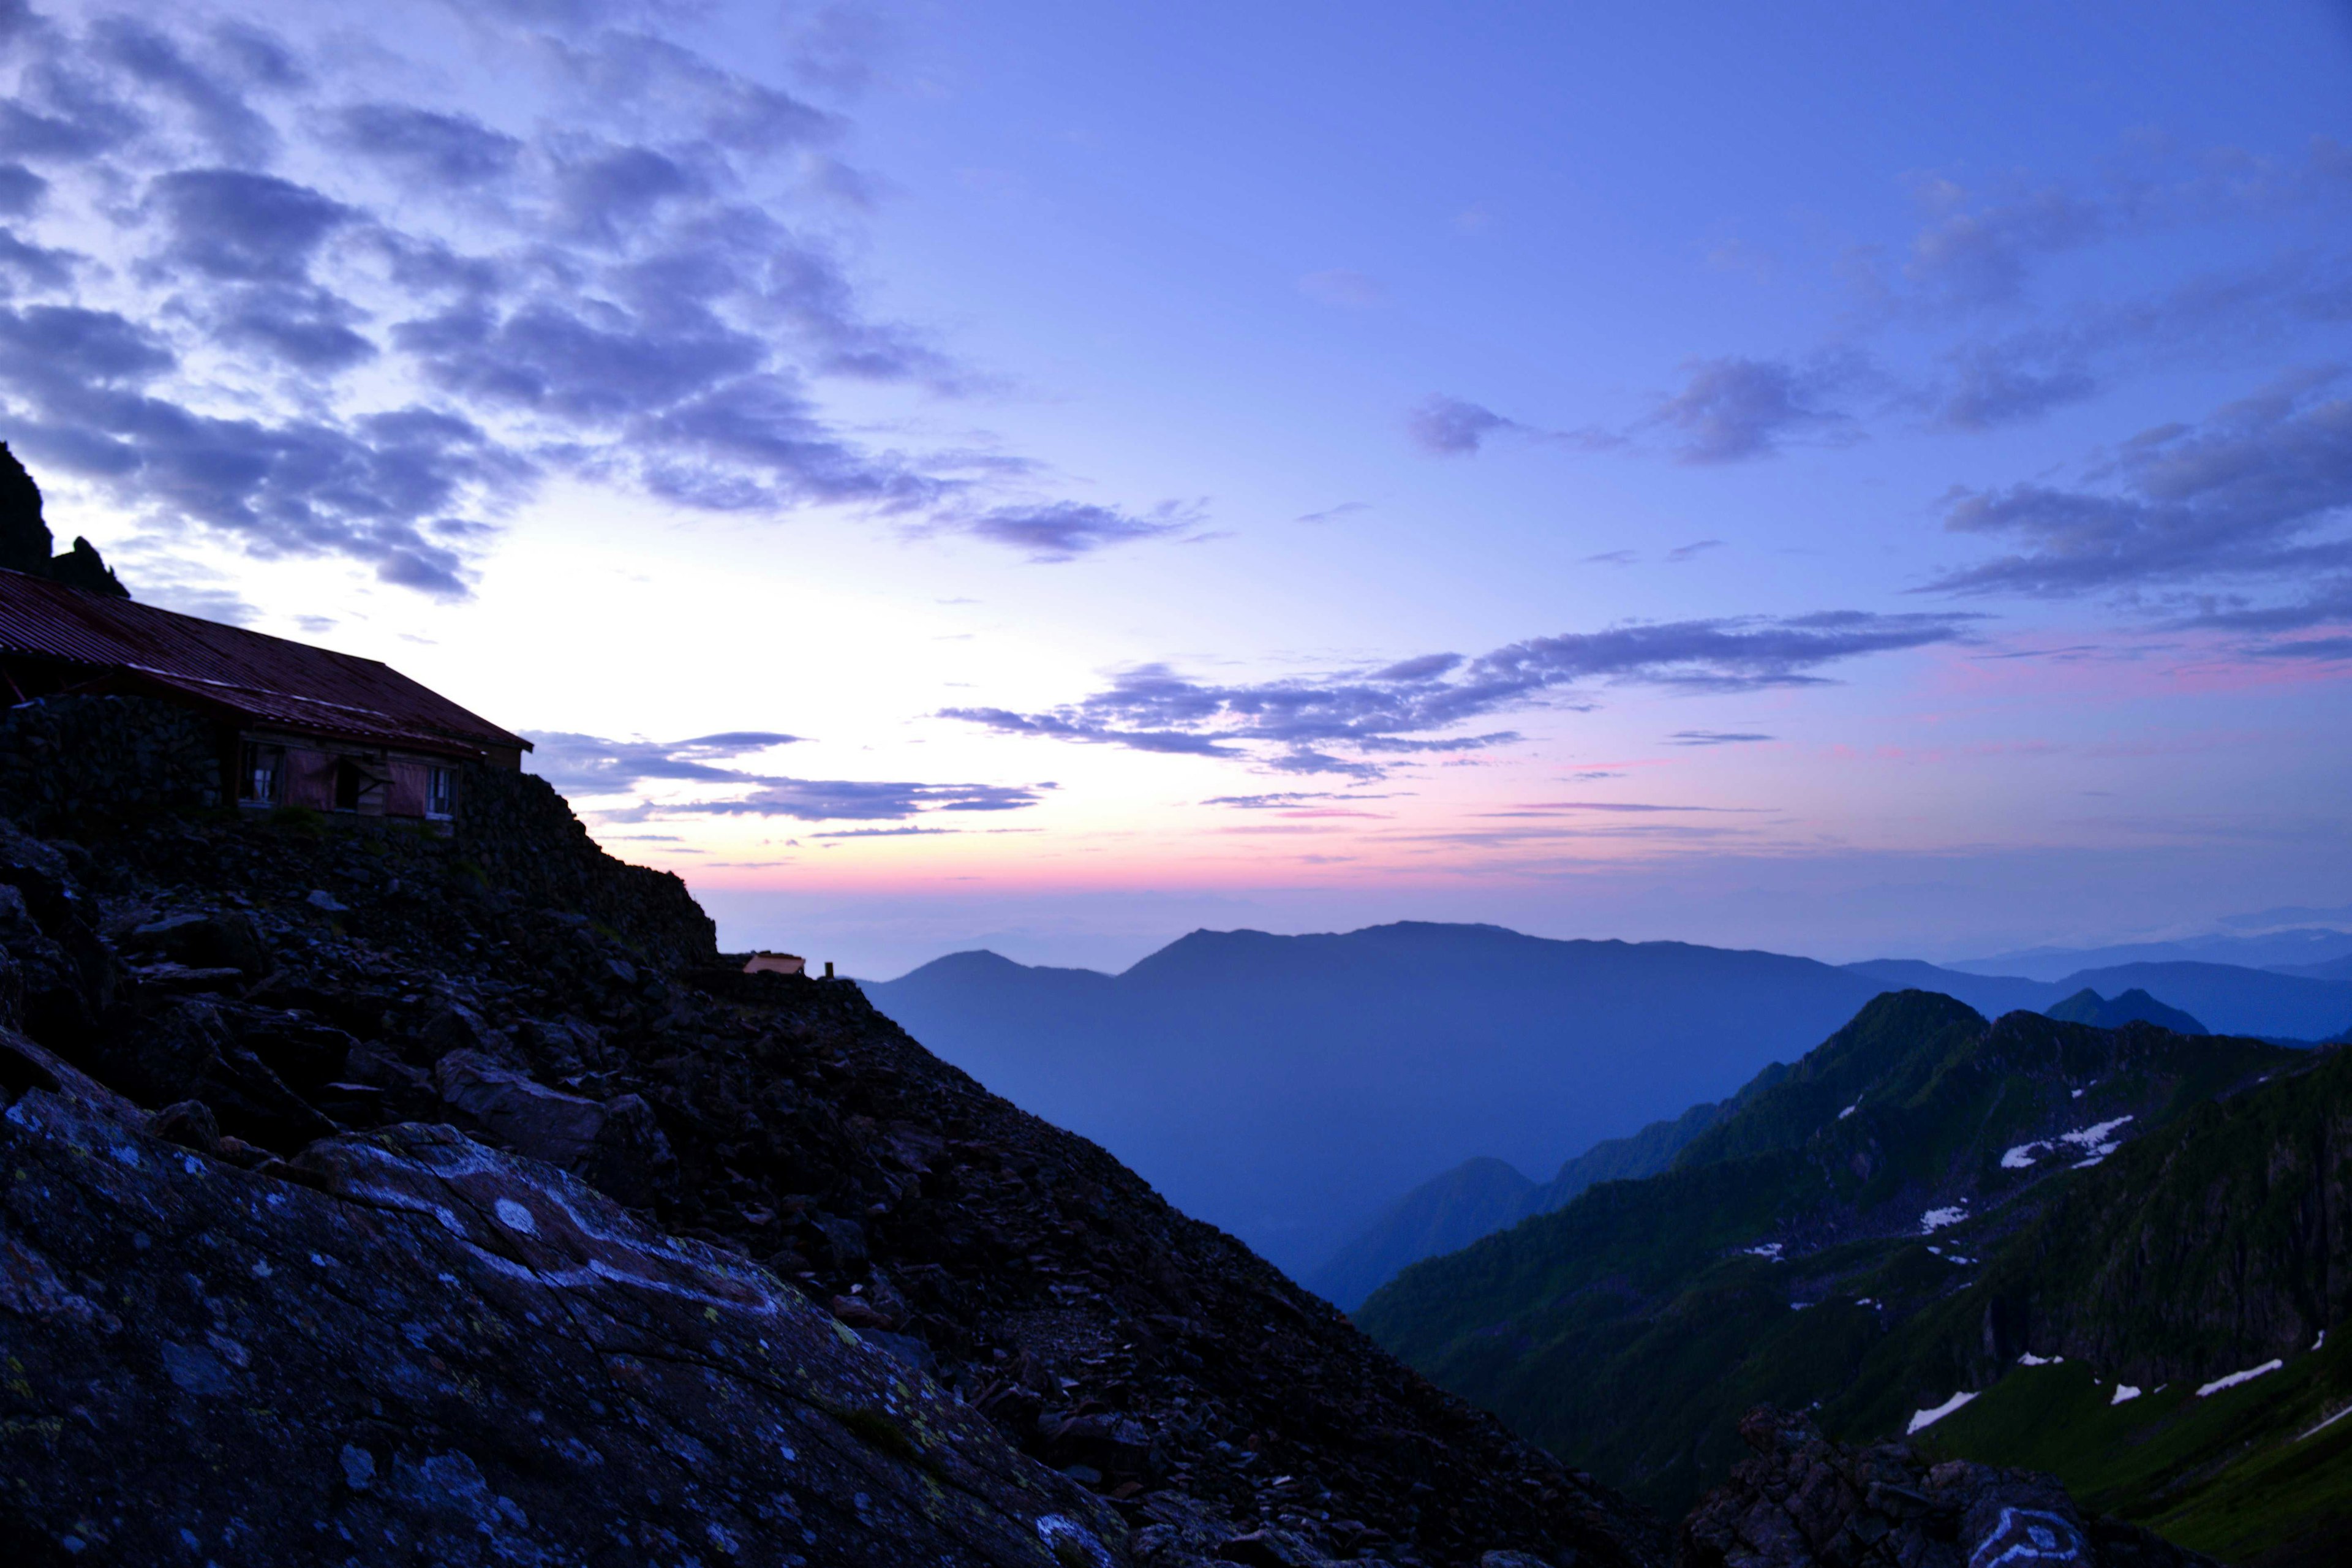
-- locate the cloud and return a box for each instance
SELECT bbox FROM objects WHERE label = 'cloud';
[810,825,959,839]
[1202,791,1396,809]
[1408,394,1620,459]
[151,169,356,282]
[1407,394,1515,456]
[1879,141,2352,315]
[1666,538,1725,562]
[1668,730,1774,745]
[1298,269,1385,307]
[527,728,1048,821]
[524,730,802,793]
[1926,371,2352,630]
[1646,356,1858,464]
[661,780,1047,820]
[334,104,521,186]
[1478,800,1758,815]
[1295,500,1369,524]
[0,163,46,216]
[0,6,1192,593]
[96,17,277,164]
[951,499,1195,560]
[945,610,1975,775]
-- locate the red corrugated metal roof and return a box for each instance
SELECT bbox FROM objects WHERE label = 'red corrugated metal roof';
[0,568,529,758]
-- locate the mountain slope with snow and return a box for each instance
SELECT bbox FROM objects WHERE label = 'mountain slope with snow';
[1355,992,2302,1518]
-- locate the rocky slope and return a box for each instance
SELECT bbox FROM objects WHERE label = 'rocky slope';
[0,745,1660,1568]
[1681,1408,2209,1568]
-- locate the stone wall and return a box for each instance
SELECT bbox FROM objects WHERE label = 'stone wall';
[455,763,717,969]
[0,694,224,832]
[0,696,715,970]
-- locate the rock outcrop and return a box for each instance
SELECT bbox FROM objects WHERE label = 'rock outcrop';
[0,749,1663,1568]
[1678,1409,2210,1568]
[0,442,129,597]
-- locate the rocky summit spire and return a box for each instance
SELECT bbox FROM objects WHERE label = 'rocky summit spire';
[0,442,131,598]
[0,442,52,576]
[48,535,129,598]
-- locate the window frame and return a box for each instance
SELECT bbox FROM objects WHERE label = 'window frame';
[239,741,284,805]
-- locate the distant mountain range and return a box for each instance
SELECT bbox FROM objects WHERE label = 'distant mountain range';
[863,924,1890,1272]
[864,922,2352,1278]
[1940,926,2352,981]
[1355,993,2352,1561]
[1308,1101,1725,1311]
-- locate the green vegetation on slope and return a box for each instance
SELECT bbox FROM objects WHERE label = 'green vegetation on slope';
[1356,991,2306,1524]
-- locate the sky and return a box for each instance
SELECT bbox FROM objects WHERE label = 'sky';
[4,0,2350,978]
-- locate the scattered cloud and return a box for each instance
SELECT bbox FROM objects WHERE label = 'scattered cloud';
[1926,370,2352,644]
[1477,800,1761,815]
[0,5,1192,596]
[1406,393,1620,458]
[948,499,1197,560]
[1645,356,1860,464]
[810,824,960,839]
[1295,500,1370,524]
[524,730,804,793]
[1665,539,1726,562]
[1668,730,1776,745]
[527,729,1050,822]
[944,610,1976,776]
[1870,140,2352,316]
[1407,394,1515,456]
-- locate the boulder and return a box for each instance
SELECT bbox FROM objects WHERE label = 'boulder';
[122,911,271,976]
[1678,1407,2212,1568]
[437,1050,677,1208]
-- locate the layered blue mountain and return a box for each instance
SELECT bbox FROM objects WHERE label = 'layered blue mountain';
[1840,957,2352,1040]
[1943,926,2352,981]
[1308,1099,1725,1310]
[865,924,2352,1278]
[864,924,1889,1272]
[2044,986,2206,1033]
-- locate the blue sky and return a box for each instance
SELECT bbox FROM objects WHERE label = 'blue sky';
[6,0,2351,975]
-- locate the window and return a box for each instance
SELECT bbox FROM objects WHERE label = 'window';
[426,766,456,818]
[241,742,283,804]
[333,758,365,811]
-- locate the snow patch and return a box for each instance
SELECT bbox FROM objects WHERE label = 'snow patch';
[1906,1390,1978,1434]
[1920,1205,1969,1234]
[2018,1352,2063,1366]
[2007,1115,2136,1174]
[2111,1384,2142,1405]
[2062,1115,2133,1167]
[2315,1330,2327,1351]
[1744,1242,1784,1261]
[1838,1101,1860,1121]
[2196,1360,2283,1398]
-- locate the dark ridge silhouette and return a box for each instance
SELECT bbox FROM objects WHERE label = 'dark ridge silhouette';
[0,442,129,598]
